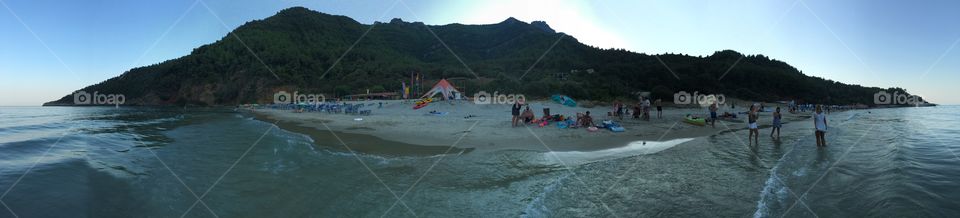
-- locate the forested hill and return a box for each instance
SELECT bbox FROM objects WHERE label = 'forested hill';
[44,7,913,106]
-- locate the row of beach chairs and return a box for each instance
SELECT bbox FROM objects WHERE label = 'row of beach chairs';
[269,103,371,115]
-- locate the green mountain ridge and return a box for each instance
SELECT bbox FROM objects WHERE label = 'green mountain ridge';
[44,6,917,106]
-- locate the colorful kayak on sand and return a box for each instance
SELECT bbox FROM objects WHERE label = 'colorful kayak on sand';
[413,102,428,110]
[413,97,434,110]
[683,117,706,126]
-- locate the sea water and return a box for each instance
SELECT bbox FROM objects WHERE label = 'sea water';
[1,106,958,217]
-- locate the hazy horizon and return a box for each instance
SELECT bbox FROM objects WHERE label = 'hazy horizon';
[1,0,958,106]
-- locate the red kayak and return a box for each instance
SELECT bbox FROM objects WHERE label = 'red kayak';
[413,102,428,109]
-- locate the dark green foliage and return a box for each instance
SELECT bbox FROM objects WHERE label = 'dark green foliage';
[45,7,911,106]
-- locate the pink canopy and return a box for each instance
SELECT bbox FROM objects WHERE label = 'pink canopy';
[421,79,461,100]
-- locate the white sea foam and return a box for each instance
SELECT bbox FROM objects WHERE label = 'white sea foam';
[522,174,569,218]
[753,137,808,217]
[753,175,778,218]
[544,138,694,165]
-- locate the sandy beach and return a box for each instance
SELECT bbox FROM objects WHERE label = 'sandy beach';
[247,99,812,156]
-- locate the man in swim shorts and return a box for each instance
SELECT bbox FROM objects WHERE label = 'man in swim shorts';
[748,104,759,145]
[709,102,719,128]
[655,98,663,119]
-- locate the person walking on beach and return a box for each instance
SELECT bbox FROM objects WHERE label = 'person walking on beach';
[642,97,652,121]
[511,101,522,127]
[771,107,782,139]
[614,100,624,121]
[814,105,828,147]
[748,104,759,145]
[655,98,663,119]
[709,102,719,128]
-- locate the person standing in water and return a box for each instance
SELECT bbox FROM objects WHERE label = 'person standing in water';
[655,98,663,119]
[771,107,782,139]
[642,97,652,121]
[613,100,624,121]
[748,104,760,145]
[511,101,522,127]
[709,102,719,128]
[814,105,828,146]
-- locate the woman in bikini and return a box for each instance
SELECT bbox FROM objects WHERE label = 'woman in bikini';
[814,105,828,147]
[771,107,782,139]
[748,104,760,145]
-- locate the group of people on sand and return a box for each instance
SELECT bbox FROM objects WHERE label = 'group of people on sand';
[511,101,542,126]
[511,101,597,128]
[743,103,829,147]
[611,97,662,121]
[512,98,830,147]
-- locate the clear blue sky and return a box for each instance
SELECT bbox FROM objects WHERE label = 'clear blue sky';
[1,0,958,106]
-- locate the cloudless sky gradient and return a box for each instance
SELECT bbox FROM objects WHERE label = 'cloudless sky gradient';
[1,0,958,106]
